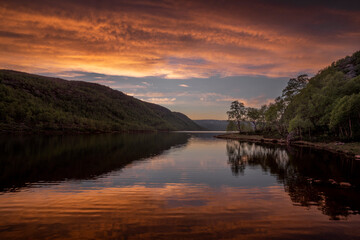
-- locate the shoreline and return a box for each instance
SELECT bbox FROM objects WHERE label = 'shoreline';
[215,133,360,159]
[0,129,172,136]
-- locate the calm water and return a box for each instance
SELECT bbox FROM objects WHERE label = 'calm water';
[0,132,360,239]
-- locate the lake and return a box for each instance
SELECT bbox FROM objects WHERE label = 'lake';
[0,132,360,239]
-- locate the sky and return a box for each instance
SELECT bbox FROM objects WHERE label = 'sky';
[0,0,359,119]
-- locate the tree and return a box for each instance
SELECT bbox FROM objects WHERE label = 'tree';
[265,97,287,136]
[288,114,314,139]
[265,74,309,138]
[227,101,246,134]
[258,105,268,130]
[240,121,253,132]
[282,74,309,103]
[224,51,360,140]
[246,107,260,131]
[329,93,360,139]
[226,120,237,132]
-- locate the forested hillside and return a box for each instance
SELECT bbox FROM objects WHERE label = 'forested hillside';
[227,50,360,141]
[285,51,360,140]
[0,70,202,132]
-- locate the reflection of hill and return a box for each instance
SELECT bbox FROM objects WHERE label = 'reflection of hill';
[226,140,360,220]
[0,133,190,192]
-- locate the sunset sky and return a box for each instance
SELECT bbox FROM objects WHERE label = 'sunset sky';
[1,0,359,119]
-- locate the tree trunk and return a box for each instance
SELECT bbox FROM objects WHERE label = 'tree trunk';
[237,120,241,134]
[340,126,344,137]
[349,118,352,138]
[344,126,348,138]
[276,124,281,135]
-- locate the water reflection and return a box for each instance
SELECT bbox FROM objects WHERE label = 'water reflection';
[226,140,360,220]
[226,141,289,176]
[0,134,360,239]
[0,133,190,192]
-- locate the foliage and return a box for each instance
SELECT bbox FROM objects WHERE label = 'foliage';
[226,50,360,141]
[226,101,246,133]
[329,93,360,138]
[226,120,237,131]
[281,74,309,103]
[240,121,253,132]
[264,97,287,136]
[246,107,261,131]
[284,51,360,140]
[288,115,314,139]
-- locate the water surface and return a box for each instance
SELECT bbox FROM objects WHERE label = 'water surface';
[0,132,360,239]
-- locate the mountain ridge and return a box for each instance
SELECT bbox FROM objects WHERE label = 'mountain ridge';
[0,70,202,133]
[193,120,229,131]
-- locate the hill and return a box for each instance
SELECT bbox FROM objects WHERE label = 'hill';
[283,50,360,140]
[0,70,202,132]
[193,120,228,131]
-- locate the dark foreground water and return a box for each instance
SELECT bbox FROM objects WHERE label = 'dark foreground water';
[0,132,360,239]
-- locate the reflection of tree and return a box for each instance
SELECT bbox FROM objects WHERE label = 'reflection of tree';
[226,140,360,220]
[0,133,190,192]
[226,141,245,175]
[226,140,289,176]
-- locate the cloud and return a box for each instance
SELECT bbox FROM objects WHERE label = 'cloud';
[1,1,359,120]
[111,84,147,90]
[0,0,359,79]
[130,92,166,98]
[92,80,116,85]
[141,81,152,86]
[216,95,274,108]
[54,72,85,78]
[142,97,177,105]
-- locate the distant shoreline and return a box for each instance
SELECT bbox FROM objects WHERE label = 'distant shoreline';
[215,133,360,159]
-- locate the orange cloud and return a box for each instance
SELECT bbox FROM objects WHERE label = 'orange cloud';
[0,1,359,79]
[142,97,177,105]
[216,95,274,108]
